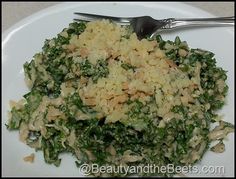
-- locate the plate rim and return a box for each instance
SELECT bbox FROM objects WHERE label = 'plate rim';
[2,2,234,177]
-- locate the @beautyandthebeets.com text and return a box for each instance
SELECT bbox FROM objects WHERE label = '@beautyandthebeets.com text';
[79,163,225,176]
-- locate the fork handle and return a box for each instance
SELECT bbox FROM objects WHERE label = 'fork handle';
[167,16,234,29]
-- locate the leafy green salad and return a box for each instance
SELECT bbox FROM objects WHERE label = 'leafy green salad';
[7,20,234,176]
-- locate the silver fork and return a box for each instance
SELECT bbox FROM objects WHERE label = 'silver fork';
[74,13,234,39]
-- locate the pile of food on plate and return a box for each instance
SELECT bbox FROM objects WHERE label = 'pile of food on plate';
[7,20,234,176]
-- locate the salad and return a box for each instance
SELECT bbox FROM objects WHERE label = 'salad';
[7,20,234,176]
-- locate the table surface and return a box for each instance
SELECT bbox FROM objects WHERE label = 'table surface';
[2,2,235,32]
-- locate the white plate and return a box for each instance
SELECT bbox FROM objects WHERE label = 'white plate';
[2,2,234,177]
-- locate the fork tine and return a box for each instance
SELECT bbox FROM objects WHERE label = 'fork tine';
[73,18,92,22]
[74,12,131,24]
[73,18,130,26]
